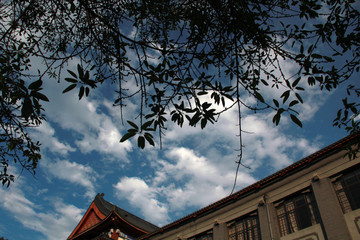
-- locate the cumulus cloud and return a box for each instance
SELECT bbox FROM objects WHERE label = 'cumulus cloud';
[241,113,319,170]
[0,181,83,240]
[41,159,97,199]
[114,177,170,226]
[31,122,75,156]
[114,147,256,225]
[41,78,132,161]
[161,148,256,208]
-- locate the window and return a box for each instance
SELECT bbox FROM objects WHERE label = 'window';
[228,212,261,240]
[188,230,213,240]
[333,167,360,213]
[276,191,320,236]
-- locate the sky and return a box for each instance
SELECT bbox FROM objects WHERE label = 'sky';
[0,61,353,240]
[0,9,358,240]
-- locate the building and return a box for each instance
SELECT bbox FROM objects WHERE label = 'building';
[67,193,159,240]
[68,132,360,240]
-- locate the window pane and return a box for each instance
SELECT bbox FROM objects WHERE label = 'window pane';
[228,213,260,240]
[276,192,320,236]
[334,167,360,213]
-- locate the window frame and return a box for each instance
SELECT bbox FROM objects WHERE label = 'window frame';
[227,211,261,240]
[187,229,213,240]
[333,165,360,213]
[275,190,321,236]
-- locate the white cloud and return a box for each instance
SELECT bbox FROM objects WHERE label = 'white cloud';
[41,159,97,199]
[41,78,133,161]
[0,181,83,240]
[114,147,256,225]
[241,113,320,170]
[31,122,75,156]
[114,177,170,226]
[160,147,256,209]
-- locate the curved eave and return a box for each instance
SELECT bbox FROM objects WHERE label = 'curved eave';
[69,209,149,240]
[67,199,107,239]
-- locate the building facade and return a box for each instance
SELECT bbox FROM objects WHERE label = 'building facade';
[68,133,360,240]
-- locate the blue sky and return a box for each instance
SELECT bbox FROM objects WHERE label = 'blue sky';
[0,12,358,240]
[0,60,353,240]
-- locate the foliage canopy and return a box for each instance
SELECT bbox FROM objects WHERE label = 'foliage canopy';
[0,0,359,186]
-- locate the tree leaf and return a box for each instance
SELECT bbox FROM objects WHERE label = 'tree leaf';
[281,90,290,103]
[21,97,33,119]
[127,121,139,130]
[273,99,279,108]
[141,120,154,130]
[292,77,301,88]
[79,86,84,100]
[77,64,84,79]
[63,84,77,93]
[289,100,298,107]
[65,78,78,83]
[144,133,155,146]
[31,91,49,102]
[197,91,208,96]
[290,114,303,127]
[28,80,42,90]
[120,132,136,142]
[138,136,145,149]
[255,92,265,103]
[295,93,303,103]
[67,70,77,78]
[201,118,207,129]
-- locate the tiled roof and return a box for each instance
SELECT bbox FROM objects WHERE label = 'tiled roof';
[94,194,159,233]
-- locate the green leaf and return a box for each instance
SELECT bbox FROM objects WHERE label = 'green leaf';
[295,93,303,103]
[308,77,315,86]
[323,56,334,62]
[84,71,90,81]
[255,92,264,103]
[144,133,155,146]
[63,84,77,93]
[311,53,322,59]
[202,102,211,110]
[31,91,49,102]
[65,78,78,83]
[272,108,284,126]
[141,120,154,130]
[290,114,302,127]
[197,91,208,96]
[127,121,139,130]
[67,70,77,78]
[21,97,33,119]
[273,99,279,108]
[289,100,299,107]
[272,113,280,126]
[292,77,301,88]
[261,79,269,86]
[77,64,84,79]
[120,132,136,142]
[79,86,84,100]
[201,118,207,129]
[281,90,290,103]
[138,136,145,149]
[29,80,42,90]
